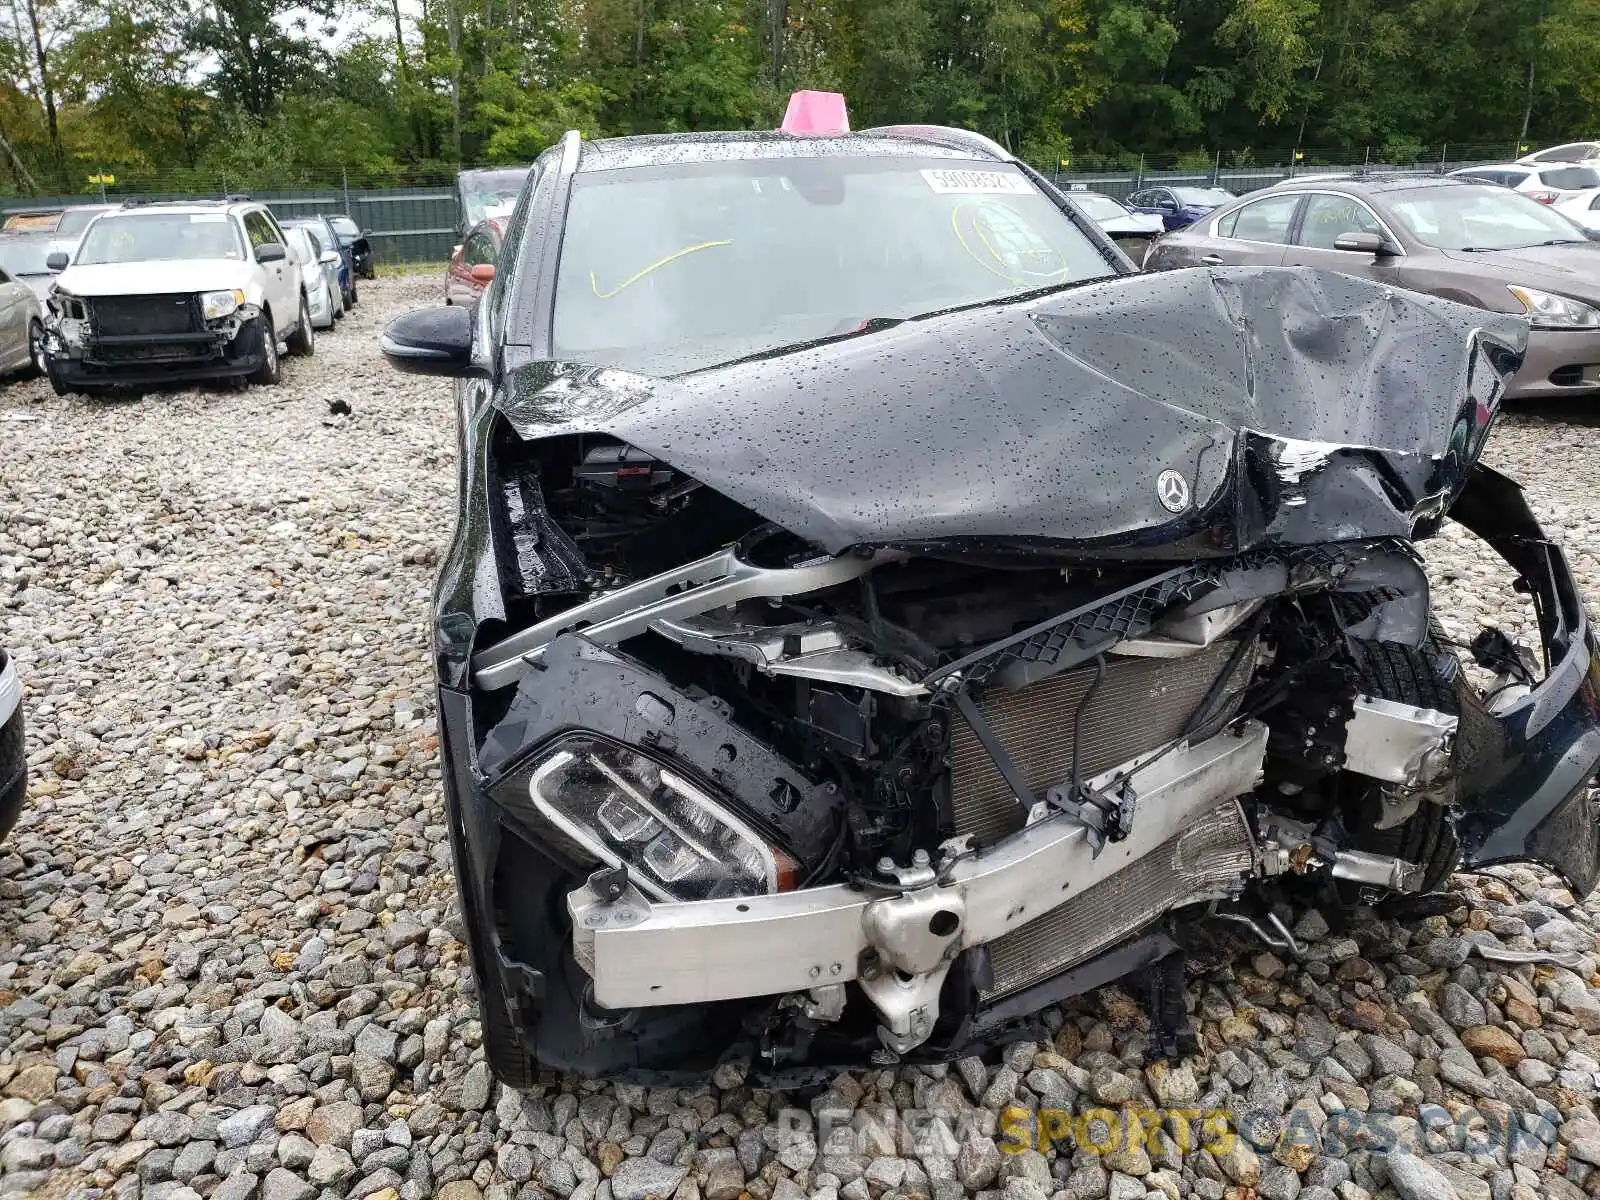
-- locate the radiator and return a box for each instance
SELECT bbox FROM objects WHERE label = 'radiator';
[949,638,1244,846]
[89,294,201,338]
[981,798,1256,1000]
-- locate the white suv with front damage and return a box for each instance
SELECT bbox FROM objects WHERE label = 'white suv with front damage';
[43,198,314,395]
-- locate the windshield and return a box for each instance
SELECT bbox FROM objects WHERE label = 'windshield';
[1172,187,1233,206]
[1387,185,1587,250]
[329,216,359,241]
[0,238,54,276]
[1071,193,1128,220]
[55,207,109,237]
[461,168,529,225]
[552,156,1116,375]
[76,212,246,265]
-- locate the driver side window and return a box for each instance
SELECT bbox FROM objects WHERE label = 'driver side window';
[242,212,276,248]
[1297,194,1384,250]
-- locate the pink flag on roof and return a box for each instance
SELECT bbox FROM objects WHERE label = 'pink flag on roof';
[781,91,850,135]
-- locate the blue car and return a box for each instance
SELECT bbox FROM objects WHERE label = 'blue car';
[281,215,357,308]
[1126,185,1236,230]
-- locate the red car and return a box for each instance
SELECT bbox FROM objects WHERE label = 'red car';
[445,217,505,305]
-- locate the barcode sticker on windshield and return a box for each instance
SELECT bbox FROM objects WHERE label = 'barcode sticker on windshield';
[921,168,1033,195]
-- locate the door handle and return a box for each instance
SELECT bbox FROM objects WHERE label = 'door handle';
[1200,254,1225,265]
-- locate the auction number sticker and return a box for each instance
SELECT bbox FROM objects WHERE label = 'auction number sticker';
[921,168,1033,195]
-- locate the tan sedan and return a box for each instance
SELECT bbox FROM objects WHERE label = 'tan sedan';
[1144,176,1600,399]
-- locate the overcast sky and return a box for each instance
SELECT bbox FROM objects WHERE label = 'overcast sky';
[283,0,425,52]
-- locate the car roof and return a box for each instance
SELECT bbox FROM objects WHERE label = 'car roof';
[103,199,259,217]
[1452,161,1595,173]
[573,127,1008,172]
[1519,142,1600,161]
[460,165,530,180]
[1265,174,1465,195]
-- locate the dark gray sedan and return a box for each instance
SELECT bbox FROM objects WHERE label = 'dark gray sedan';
[1144,176,1600,399]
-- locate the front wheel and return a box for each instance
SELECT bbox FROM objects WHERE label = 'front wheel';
[348,276,358,307]
[287,296,315,356]
[1341,637,1490,894]
[249,312,280,386]
[45,354,72,396]
[330,280,345,319]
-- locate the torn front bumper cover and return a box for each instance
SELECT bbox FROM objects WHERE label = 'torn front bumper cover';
[567,722,1268,1050]
[1451,464,1600,895]
[47,307,266,387]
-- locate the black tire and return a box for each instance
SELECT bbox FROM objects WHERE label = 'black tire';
[250,312,280,386]
[24,320,45,379]
[45,355,72,396]
[1343,636,1491,893]
[287,296,315,357]
[330,281,345,320]
[348,276,358,307]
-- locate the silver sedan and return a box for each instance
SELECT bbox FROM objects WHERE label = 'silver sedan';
[0,243,45,379]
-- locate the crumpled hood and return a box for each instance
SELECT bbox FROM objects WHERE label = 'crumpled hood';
[54,259,262,299]
[495,266,1527,558]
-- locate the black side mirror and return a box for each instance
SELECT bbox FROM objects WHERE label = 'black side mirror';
[1333,231,1383,254]
[381,305,482,377]
[45,251,69,271]
[1157,198,1178,210]
[256,242,287,263]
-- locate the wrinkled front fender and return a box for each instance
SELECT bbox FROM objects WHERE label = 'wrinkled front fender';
[1449,463,1600,895]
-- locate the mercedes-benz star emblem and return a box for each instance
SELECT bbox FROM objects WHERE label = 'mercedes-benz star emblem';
[1157,469,1191,513]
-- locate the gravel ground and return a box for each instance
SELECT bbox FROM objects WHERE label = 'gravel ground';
[6,276,1600,1200]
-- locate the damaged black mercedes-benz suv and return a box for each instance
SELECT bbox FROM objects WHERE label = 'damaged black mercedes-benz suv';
[382,112,1600,1086]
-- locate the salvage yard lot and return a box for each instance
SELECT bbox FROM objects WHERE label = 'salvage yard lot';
[7,274,1600,1200]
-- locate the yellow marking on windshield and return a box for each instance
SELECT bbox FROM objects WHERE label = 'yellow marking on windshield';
[590,240,734,299]
[951,202,1069,287]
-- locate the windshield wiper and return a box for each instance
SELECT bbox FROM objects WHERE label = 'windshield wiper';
[1461,239,1584,252]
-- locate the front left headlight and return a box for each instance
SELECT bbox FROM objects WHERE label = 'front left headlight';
[200,288,245,321]
[1507,285,1600,329]
[524,736,797,902]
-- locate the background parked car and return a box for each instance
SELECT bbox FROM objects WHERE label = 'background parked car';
[1063,190,1164,263]
[0,233,60,300]
[1519,141,1600,165]
[0,261,45,377]
[454,166,529,238]
[45,204,117,266]
[1449,162,1600,211]
[44,198,312,395]
[326,215,373,280]
[1143,176,1600,399]
[444,217,504,305]
[0,646,22,844]
[1125,185,1235,230]
[282,216,356,308]
[284,226,338,330]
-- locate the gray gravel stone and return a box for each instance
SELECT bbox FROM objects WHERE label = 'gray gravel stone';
[611,1157,688,1200]
[220,1106,279,1150]
[261,1167,316,1200]
[1384,1154,1458,1200]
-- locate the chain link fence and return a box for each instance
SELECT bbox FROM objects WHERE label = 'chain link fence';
[0,142,1545,265]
